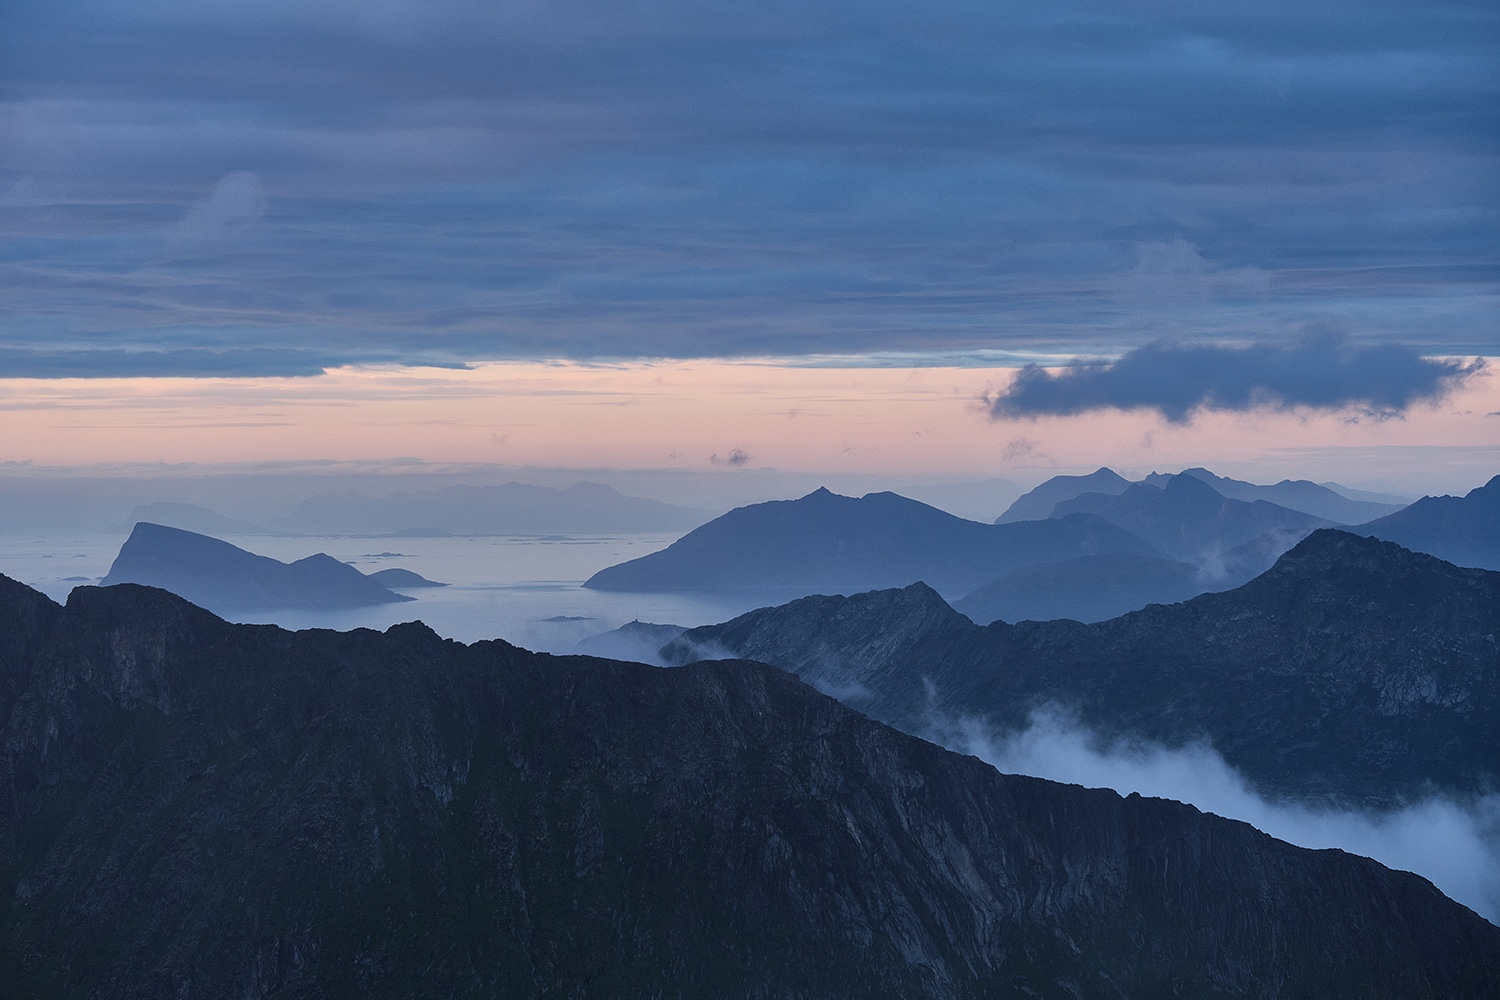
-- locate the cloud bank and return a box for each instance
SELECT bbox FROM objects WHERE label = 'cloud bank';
[0,0,1494,374]
[935,708,1500,923]
[985,336,1485,422]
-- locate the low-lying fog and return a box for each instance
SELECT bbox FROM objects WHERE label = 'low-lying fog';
[930,707,1500,924]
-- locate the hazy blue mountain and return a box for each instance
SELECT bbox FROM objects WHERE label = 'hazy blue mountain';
[1,576,1494,998]
[1145,467,1406,523]
[366,567,447,588]
[1318,481,1414,506]
[995,467,1133,523]
[1357,474,1500,570]
[110,501,267,536]
[954,551,1211,624]
[666,530,1500,808]
[1052,473,1331,563]
[284,480,706,536]
[100,522,412,613]
[584,487,1162,599]
[572,620,686,662]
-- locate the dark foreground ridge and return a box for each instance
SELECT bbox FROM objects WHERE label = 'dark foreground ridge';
[666,529,1500,808]
[1,576,1496,998]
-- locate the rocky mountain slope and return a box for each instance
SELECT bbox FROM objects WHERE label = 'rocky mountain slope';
[584,487,1160,598]
[2,576,1495,997]
[101,522,413,613]
[666,530,1500,808]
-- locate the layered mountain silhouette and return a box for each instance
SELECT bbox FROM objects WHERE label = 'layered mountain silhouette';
[994,467,1133,523]
[666,530,1500,808]
[1051,473,1331,563]
[1147,467,1407,523]
[999,467,1405,525]
[285,480,705,536]
[954,551,1210,625]
[585,487,1160,598]
[1358,474,1500,570]
[1,575,1495,997]
[101,522,414,613]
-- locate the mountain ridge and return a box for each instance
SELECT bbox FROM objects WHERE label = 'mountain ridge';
[0,574,1496,997]
[665,529,1500,808]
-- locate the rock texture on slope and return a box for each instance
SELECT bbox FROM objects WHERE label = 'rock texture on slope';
[1,576,1496,997]
[101,521,413,613]
[666,530,1500,808]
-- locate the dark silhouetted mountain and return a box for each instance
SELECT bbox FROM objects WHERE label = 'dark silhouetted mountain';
[995,467,1132,523]
[666,530,1500,809]
[584,487,1161,598]
[1,577,1495,998]
[572,620,686,663]
[100,522,412,613]
[1144,468,1406,523]
[954,551,1211,624]
[1053,473,1331,563]
[284,480,706,535]
[110,501,268,536]
[1357,474,1500,570]
[366,567,447,588]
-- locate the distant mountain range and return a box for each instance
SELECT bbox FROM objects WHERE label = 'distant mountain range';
[101,522,417,613]
[284,480,707,536]
[1,574,1494,997]
[109,501,268,536]
[1357,474,1500,570]
[586,470,1498,626]
[665,530,1500,809]
[1001,467,1406,525]
[584,487,1160,599]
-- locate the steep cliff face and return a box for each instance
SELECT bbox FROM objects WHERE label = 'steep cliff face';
[667,531,1500,807]
[1,575,1495,997]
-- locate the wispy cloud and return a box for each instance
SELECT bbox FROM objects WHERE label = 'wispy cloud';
[937,706,1500,922]
[985,336,1486,423]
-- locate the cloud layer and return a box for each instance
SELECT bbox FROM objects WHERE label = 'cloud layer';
[937,708,1500,923]
[0,0,1495,374]
[985,336,1485,422]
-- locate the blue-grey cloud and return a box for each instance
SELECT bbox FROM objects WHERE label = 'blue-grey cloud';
[0,0,1495,374]
[985,336,1486,423]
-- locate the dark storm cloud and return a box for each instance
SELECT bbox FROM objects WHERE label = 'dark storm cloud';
[1,0,1495,373]
[985,336,1486,423]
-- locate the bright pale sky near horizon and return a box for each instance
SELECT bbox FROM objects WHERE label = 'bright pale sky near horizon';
[2,0,1497,493]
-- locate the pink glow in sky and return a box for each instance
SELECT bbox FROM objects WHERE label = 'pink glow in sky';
[4,359,1496,494]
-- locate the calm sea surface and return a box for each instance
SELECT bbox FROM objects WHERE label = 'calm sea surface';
[0,531,764,655]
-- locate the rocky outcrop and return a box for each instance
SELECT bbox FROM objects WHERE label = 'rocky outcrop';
[1,576,1495,997]
[667,530,1500,807]
[101,522,413,613]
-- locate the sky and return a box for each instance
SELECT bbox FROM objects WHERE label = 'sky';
[1,0,1497,494]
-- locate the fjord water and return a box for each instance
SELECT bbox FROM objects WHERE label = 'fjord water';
[0,529,756,654]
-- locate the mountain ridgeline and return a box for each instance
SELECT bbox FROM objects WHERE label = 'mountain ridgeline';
[0,574,1496,997]
[584,487,1161,599]
[665,530,1500,809]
